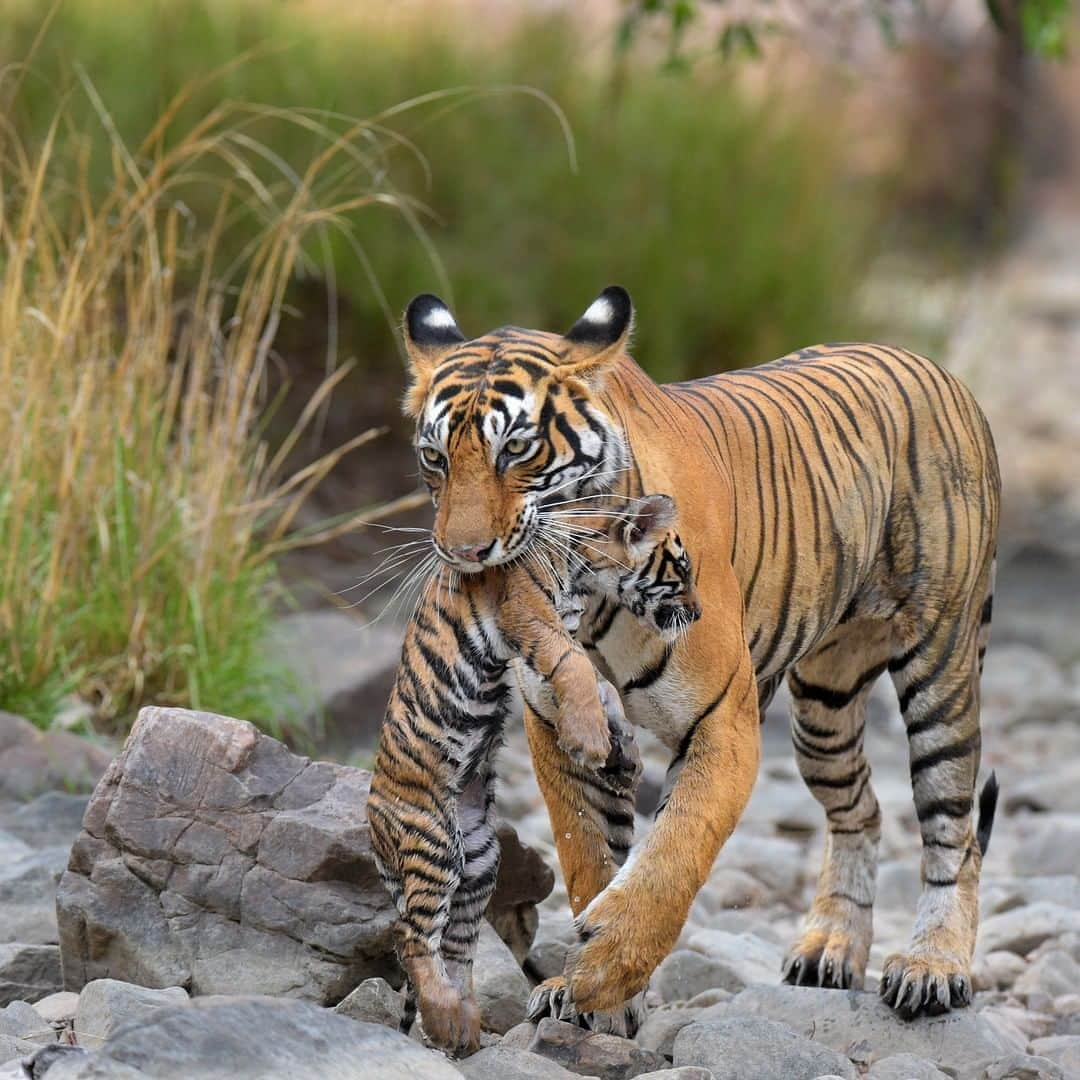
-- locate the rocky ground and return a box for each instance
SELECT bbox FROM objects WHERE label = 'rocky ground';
[0,614,1078,1078]
[2,211,1079,1076]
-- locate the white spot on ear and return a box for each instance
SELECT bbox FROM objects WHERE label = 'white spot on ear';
[424,306,458,329]
[582,297,613,325]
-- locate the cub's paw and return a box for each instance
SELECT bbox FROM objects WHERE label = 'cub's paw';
[597,679,641,790]
[526,976,647,1038]
[782,929,865,990]
[417,983,482,1056]
[557,701,614,772]
[879,951,972,1018]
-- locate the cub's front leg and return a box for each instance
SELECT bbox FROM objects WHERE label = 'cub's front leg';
[501,571,611,771]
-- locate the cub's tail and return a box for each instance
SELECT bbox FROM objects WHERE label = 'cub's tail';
[976,771,999,857]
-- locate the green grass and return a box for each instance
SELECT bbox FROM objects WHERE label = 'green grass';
[0,0,876,381]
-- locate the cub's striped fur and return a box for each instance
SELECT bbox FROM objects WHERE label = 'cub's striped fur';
[367,500,699,1052]
[399,287,1001,1023]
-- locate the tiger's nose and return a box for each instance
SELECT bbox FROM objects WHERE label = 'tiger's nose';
[451,542,492,564]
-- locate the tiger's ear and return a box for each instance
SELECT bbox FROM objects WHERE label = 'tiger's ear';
[402,293,466,417]
[621,493,676,558]
[559,286,633,389]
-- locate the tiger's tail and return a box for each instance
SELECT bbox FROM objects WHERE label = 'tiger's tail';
[976,771,999,857]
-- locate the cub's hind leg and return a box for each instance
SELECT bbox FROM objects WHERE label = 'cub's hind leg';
[782,620,892,991]
[439,770,500,1047]
[881,597,994,1017]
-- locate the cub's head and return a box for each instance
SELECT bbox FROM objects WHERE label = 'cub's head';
[587,494,702,642]
[403,287,633,572]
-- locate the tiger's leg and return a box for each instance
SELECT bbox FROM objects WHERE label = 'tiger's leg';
[440,771,500,1048]
[522,694,646,1036]
[781,621,892,990]
[367,789,472,1053]
[880,603,989,1017]
[564,611,761,1014]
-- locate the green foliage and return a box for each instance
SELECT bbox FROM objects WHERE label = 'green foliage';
[0,0,875,381]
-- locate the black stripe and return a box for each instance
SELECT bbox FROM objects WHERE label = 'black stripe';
[623,645,674,692]
[789,661,886,711]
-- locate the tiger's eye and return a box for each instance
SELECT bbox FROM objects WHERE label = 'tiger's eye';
[504,437,529,456]
[420,447,443,468]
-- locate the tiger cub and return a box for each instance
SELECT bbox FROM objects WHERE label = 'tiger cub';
[366,495,700,1054]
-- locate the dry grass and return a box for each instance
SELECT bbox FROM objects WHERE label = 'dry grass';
[0,64,445,733]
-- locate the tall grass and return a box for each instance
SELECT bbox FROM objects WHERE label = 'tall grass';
[0,0,876,379]
[0,76,434,732]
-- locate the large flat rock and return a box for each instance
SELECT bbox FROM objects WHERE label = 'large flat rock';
[56,706,550,1005]
[724,985,1011,1073]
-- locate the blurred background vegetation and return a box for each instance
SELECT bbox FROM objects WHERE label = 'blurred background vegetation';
[0,0,1075,739]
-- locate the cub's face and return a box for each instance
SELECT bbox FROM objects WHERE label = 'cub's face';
[582,494,703,643]
[402,290,633,573]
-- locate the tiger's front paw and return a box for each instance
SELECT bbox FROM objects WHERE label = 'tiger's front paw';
[564,886,672,1014]
[527,976,647,1038]
[879,951,973,1019]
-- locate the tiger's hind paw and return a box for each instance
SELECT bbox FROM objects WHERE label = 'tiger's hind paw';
[879,951,972,1018]
[782,928,865,990]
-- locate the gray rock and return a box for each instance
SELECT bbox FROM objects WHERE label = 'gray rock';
[0,1000,44,1040]
[635,1071,715,1080]
[334,977,403,1028]
[976,1053,1065,1079]
[654,952,735,1003]
[1005,760,1080,814]
[474,922,530,1034]
[712,835,805,897]
[635,1007,702,1056]
[39,996,462,1079]
[0,1034,41,1067]
[0,793,89,848]
[978,903,1080,956]
[489,825,555,963]
[0,848,69,945]
[982,877,1080,917]
[635,1071,712,1080]
[74,979,189,1046]
[684,931,782,990]
[0,831,30,864]
[1010,816,1080,878]
[56,707,549,1003]
[673,1016,856,1080]
[20,1045,90,1079]
[1028,1036,1080,1075]
[32,991,78,1026]
[267,611,403,753]
[0,945,61,1006]
[867,1054,950,1080]
[528,1018,666,1080]
[972,951,1028,992]
[876,861,923,913]
[724,985,1010,1071]
[501,1022,539,1049]
[693,869,768,912]
[0,713,113,801]
[1013,950,1080,1001]
[457,1046,583,1080]
[527,939,569,982]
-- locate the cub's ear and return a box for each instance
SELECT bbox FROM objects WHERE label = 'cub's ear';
[622,493,676,557]
[402,294,466,417]
[560,286,633,390]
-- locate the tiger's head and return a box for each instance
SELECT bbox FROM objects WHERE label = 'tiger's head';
[585,494,703,642]
[402,287,632,572]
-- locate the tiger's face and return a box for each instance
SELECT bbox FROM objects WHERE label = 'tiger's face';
[402,289,633,573]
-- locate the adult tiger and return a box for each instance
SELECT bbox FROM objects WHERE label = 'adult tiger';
[401,285,1000,1022]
